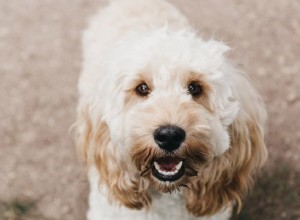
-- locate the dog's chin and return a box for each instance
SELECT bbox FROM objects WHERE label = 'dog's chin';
[132,143,212,192]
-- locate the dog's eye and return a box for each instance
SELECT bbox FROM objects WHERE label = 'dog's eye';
[135,83,150,96]
[188,81,202,97]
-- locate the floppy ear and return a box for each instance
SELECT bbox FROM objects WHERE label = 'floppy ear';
[76,105,151,209]
[185,74,267,216]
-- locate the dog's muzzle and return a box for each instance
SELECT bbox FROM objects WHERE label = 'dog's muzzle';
[152,125,186,181]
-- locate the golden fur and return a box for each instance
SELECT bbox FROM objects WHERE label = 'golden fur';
[76,88,267,216]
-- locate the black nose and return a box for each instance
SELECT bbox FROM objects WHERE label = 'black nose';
[153,125,186,151]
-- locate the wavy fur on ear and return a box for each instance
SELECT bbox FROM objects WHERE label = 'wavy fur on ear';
[185,73,267,216]
[76,106,151,210]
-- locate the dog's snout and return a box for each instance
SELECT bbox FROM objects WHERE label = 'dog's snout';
[153,125,186,151]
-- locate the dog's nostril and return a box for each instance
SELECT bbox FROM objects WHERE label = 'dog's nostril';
[153,125,186,151]
[154,133,167,143]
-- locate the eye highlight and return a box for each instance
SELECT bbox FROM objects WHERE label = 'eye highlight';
[135,83,150,96]
[188,81,202,97]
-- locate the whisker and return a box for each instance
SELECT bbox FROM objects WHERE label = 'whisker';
[140,167,150,177]
[185,166,198,176]
[144,150,153,164]
[180,184,191,190]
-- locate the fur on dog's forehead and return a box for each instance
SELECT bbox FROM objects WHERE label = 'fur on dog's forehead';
[106,28,230,79]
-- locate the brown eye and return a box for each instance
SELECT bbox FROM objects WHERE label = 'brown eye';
[135,83,150,96]
[188,81,202,97]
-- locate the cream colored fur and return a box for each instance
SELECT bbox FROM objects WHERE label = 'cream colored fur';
[76,0,267,220]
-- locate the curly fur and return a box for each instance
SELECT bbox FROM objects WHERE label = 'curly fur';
[76,0,267,219]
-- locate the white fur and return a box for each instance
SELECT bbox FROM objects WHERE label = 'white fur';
[78,0,264,219]
[87,168,232,220]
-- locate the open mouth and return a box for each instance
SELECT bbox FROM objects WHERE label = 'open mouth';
[152,156,185,182]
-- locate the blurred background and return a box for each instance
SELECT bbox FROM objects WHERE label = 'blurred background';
[0,0,299,219]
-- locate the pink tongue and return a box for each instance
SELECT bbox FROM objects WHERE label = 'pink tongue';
[156,157,181,171]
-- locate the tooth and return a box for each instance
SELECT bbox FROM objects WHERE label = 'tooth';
[175,161,183,170]
[154,162,160,171]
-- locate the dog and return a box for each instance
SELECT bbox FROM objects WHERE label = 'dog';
[76,0,267,219]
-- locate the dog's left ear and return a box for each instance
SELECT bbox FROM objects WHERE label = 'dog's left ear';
[185,73,267,216]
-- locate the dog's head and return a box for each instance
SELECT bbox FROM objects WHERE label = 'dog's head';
[76,29,267,216]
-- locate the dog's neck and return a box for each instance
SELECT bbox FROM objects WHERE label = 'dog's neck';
[87,167,230,220]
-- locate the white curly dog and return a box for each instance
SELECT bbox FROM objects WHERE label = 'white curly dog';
[76,0,267,219]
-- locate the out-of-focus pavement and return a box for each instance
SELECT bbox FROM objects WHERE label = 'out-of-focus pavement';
[0,1,299,220]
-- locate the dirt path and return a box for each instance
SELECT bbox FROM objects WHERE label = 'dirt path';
[0,1,299,220]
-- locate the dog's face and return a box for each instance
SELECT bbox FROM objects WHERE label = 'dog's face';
[102,30,238,192]
[77,29,267,215]
[121,69,233,192]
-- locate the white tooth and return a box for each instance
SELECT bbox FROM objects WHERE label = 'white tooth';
[175,161,183,170]
[154,162,160,171]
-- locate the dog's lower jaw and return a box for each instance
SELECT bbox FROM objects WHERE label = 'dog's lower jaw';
[87,167,232,220]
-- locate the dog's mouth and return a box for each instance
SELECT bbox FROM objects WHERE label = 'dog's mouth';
[152,156,185,182]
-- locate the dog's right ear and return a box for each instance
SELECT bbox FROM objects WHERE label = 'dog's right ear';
[76,105,151,209]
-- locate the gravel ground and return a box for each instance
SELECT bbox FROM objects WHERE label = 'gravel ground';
[0,0,299,220]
